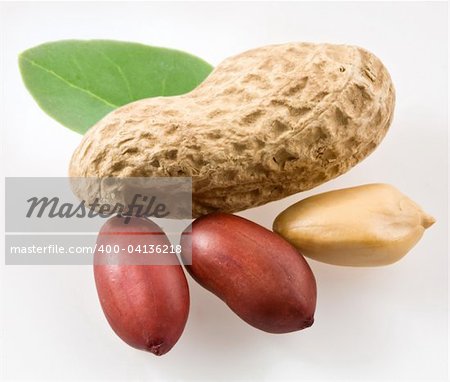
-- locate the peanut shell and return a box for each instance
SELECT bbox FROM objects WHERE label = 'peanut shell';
[69,43,395,217]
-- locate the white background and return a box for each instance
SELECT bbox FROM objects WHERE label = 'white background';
[0,1,448,381]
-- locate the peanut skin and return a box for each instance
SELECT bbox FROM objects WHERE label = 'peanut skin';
[70,43,395,217]
[180,213,317,333]
[94,216,189,355]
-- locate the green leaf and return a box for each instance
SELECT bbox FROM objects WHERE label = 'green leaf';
[19,40,213,134]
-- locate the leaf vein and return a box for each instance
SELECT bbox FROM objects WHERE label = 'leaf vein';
[20,55,119,108]
[96,50,134,101]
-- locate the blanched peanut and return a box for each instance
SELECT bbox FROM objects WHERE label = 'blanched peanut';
[273,184,435,267]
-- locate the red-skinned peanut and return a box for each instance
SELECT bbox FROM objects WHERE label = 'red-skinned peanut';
[181,213,317,334]
[94,216,189,356]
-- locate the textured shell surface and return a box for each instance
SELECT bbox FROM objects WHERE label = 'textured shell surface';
[69,42,395,217]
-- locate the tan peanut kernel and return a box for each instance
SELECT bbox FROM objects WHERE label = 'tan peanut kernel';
[69,43,395,217]
[272,184,435,267]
